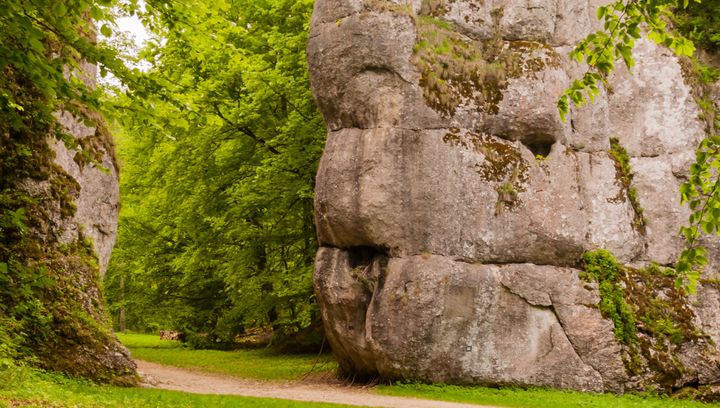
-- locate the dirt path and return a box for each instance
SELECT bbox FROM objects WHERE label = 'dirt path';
[136,360,498,408]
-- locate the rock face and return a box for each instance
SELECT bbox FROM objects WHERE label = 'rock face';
[15,60,135,384]
[50,97,135,381]
[308,0,720,393]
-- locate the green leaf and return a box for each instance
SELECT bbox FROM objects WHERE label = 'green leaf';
[647,30,666,44]
[100,24,112,37]
[616,44,634,69]
[672,37,696,56]
[597,6,607,20]
[52,2,67,17]
[90,6,104,20]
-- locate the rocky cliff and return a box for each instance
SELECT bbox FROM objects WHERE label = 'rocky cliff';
[3,58,135,383]
[308,0,720,394]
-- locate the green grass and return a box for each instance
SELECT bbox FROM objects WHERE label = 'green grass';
[4,333,720,408]
[378,383,720,408]
[17,331,706,408]
[118,333,720,408]
[118,332,336,381]
[0,364,353,408]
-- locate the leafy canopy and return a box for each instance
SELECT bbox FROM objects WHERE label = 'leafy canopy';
[103,0,326,347]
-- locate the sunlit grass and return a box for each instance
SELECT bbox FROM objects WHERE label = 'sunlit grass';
[117,332,186,349]
[378,382,720,408]
[118,332,336,381]
[117,333,720,408]
[0,364,353,408]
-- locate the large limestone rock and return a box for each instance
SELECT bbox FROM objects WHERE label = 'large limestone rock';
[14,61,135,384]
[309,0,720,393]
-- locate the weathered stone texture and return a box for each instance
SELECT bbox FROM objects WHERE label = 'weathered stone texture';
[315,248,630,391]
[17,61,134,383]
[52,114,119,275]
[310,0,720,393]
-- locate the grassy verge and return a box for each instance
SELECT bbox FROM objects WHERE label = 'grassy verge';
[118,332,336,381]
[118,332,720,408]
[0,364,352,408]
[378,383,719,408]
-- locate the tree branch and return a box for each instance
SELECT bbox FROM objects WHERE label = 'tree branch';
[212,103,280,155]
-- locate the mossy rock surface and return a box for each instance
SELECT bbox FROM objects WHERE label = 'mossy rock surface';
[0,53,134,385]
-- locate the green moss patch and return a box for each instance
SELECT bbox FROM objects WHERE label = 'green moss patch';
[582,250,715,390]
[412,8,560,117]
[608,137,647,233]
[413,16,502,116]
[361,1,561,117]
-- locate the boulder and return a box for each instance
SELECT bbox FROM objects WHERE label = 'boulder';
[309,0,720,393]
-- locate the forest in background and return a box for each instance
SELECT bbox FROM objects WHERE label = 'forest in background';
[102,0,326,350]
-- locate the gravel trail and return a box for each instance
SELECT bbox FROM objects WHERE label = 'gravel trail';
[136,359,499,408]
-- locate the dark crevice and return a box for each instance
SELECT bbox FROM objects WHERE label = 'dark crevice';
[451,254,582,269]
[523,139,554,158]
[336,246,388,383]
[347,246,388,269]
[358,64,413,85]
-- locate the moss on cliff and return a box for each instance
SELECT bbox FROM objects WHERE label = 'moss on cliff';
[363,0,414,15]
[0,63,135,385]
[420,0,449,17]
[582,250,716,391]
[682,59,720,150]
[411,7,560,117]
[360,0,560,117]
[607,137,647,233]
